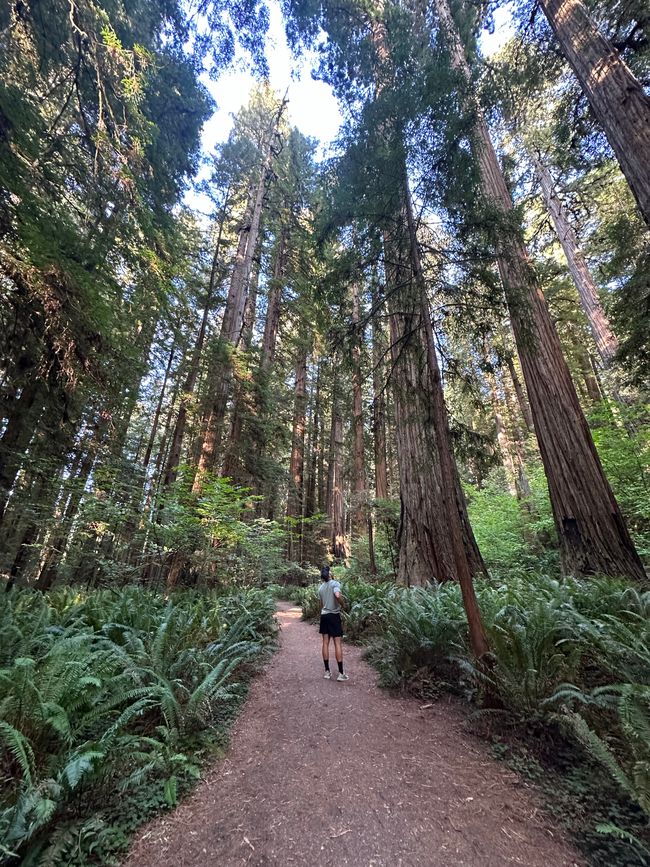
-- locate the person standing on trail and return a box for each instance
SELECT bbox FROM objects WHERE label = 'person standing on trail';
[319,565,348,682]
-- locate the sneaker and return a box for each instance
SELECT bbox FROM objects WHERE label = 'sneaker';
[337,673,349,682]
[324,671,331,679]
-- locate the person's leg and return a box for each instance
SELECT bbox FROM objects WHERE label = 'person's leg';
[334,636,343,673]
[322,634,331,672]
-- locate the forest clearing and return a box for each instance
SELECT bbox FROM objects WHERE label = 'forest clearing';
[0,0,649,863]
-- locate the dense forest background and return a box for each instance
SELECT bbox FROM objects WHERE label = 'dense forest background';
[1,0,649,862]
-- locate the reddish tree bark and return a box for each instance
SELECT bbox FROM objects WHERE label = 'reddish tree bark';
[539,0,650,226]
[434,0,646,580]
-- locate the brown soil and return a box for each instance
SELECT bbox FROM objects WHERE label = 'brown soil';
[124,603,582,867]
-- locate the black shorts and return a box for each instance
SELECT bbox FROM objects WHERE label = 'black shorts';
[319,612,343,637]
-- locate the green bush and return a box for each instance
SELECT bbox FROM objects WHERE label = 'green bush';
[314,572,650,838]
[0,586,277,864]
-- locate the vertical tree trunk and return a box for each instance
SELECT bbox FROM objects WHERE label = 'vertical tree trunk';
[350,282,367,539]
[260,227,287,374]
[539,0,650,226]
[194,104,284,488]
[286,345,308,561]
[369,12,487,614]
[531,153,620,365]
[505,355,534,434]
[486,367,518,496]
[499,364,533,502]
[142,341,176,470]
[371,299,389,500]
[435,0,646,580]
[576,344,603,404]
[392,174,489,656]
[328,396,348,561]
[316,363,326,516]
[163,196,230,488]
[222,236,263,481]
[304,362,318,522]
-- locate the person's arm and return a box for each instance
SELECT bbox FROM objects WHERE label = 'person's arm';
[333,583,346,610]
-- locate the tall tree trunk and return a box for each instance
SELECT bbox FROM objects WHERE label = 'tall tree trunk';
[260,227,287,374]
[251,226,289,512]
[222,236,263,481]
[194,104,284,489]
[539,0,650,226]
[486,367,518,496]
[371,297,389,500]
[505,354,534,434]
[531,153,620,365]
[383,216,484,587]
[328,395,348,561]
[163,196,230,488]
[142,341,176,470]
[286,345,308,561]
[500,363,534,508]
[369,12,487,612]
[435,0,646,581]
[350,282,367,538]
[316,363,326,516]
[577,343,603,404]
[393,172,489,656]
[304,361,319,522]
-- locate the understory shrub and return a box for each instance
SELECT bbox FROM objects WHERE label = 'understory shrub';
[0,586,277,865]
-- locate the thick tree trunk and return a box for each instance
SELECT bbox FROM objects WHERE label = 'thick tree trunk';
[370,13,486,609]
[286,346,308,561]
[435,0,646,580]
[404,180,487,579]
[248,227,289,513]
[539,0,650,226]
[532,154,620,365]
[351,282,367,538]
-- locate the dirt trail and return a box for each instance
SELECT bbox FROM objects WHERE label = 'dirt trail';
[125,603,581,867]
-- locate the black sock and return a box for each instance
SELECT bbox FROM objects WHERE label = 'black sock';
[324,659,330,672]
[338,661,344,674]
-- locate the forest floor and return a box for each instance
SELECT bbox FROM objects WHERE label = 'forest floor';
[124,603,582,867]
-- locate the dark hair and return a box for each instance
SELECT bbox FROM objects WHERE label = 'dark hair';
[320,565,330,581]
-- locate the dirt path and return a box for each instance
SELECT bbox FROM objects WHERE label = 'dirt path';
[125,604,581,867]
